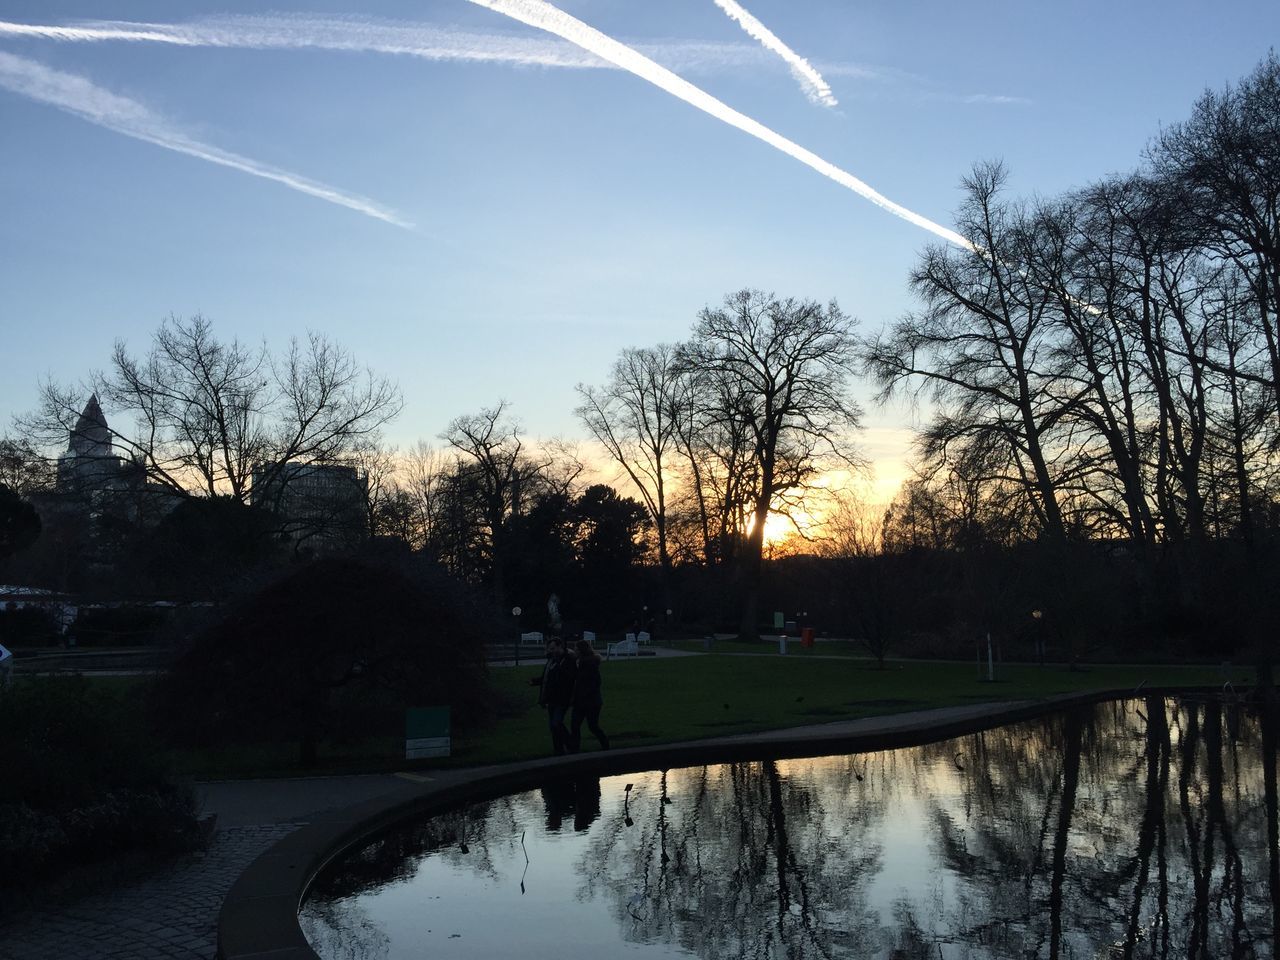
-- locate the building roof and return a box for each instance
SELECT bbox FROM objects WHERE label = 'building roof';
[68,393,112,456]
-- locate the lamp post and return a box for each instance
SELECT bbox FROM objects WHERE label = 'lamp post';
[512,606,522,666]
[1031,609,1044,666]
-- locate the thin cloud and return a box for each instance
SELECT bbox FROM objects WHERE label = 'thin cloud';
[959,93,1032,105]
[710,0,837,107]
[462,0,972,249]
[0,15,738,72]
[0,15,603,69]
[0,14,1026,106]
[0,50,412,229]
[0,15,890,83]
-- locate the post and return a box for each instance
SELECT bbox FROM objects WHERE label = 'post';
[779,633,787,655]
[987,632,994,682]
[512,606,522,666]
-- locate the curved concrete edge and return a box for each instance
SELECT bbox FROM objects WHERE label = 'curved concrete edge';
[216,685,1228,960]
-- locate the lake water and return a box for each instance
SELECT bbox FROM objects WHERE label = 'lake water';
[302,697,1280,959]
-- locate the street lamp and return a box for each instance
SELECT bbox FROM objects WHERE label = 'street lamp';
[512,606,522,666]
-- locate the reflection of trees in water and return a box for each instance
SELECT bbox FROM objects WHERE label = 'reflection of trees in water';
[300,899,391,960]
[900,697,1278,958]
[302,808,488,959]
[306,802,508,904]
[305,697,1280,960]
[575,759,888,957]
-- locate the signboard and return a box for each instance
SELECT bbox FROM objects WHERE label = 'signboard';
[773,611,785,629]
[405,706,451,759]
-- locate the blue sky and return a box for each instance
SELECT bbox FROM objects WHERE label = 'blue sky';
[2,1,1276,496]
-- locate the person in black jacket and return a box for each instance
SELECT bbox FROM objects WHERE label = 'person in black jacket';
[569,637,610,752]
[530,637,576,755]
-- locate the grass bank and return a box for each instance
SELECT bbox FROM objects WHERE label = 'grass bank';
[170,654,1242,779]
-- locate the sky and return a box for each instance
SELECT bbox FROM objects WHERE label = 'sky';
[2,0,1277,501]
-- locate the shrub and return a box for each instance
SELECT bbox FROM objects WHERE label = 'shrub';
[69,605,172,647]
[158,555,496,766]
[0,676,200,891]
[0,605,61,648]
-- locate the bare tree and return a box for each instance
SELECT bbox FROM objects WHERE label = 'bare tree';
[0,434,55,496]
[19,315,402,504]
[813,487,883,559]
[1152,51,1280,425]
[441,402,581,606]
[680,290,862,638]
[862,163,1069,542]
[400,441,452,553]
[576,344,684,606]
[349,438,402,541]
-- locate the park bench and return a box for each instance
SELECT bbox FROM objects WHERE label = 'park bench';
[520,631,544,646]
[636,630,651,645]
[606,636,638,659]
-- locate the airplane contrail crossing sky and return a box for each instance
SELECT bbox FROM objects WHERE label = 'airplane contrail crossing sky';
[0,50,413,229]
[711,0,838,107]
[463,0,972,250]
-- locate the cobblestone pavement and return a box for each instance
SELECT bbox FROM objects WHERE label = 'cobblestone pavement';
[0,822,300,960]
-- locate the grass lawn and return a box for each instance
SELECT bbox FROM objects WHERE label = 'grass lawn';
[164,654,1244,779]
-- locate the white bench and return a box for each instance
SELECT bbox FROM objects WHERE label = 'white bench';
[582,630,596,645]
[637,631,651,645]
[606,637,639,659]
[520,631,545,646]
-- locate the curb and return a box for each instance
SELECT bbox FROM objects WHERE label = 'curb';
[216,685,1230,959]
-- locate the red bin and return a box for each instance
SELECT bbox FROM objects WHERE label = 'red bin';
[800,627,815,648]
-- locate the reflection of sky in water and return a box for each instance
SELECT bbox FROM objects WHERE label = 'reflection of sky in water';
[303,699,1279,960]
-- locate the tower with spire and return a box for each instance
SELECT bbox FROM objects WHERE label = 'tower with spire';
[56,394,125,494]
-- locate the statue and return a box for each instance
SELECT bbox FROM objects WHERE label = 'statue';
[547,593,562,632]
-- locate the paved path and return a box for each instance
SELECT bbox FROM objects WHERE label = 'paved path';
[0,824,297,960]
[0,776,416,960]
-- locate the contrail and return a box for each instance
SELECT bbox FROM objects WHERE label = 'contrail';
[0,51,412,229]
[0,15,776,75]
[711,0,836,107]
[0,16,603,69]
[463,0,971,249]
[0,15,1030,104]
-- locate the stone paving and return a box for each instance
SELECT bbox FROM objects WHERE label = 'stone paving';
[0,823,299,960]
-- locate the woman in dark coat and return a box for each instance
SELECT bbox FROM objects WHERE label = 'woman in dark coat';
[569,637,610,752]
[530,637,577,755]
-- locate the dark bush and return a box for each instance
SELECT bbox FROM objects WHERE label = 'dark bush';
[0,605,62,648]
[0,676,200,890]
[158,555,495,766]
[69,605,172,647]
[128,495,282,599]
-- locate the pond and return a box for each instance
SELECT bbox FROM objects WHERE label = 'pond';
[302,697,1280,959]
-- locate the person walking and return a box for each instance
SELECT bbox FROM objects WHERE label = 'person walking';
[569,637,610,752]
[530,637,576,755]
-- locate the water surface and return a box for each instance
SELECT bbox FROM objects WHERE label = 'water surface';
[303,697,1280,959]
